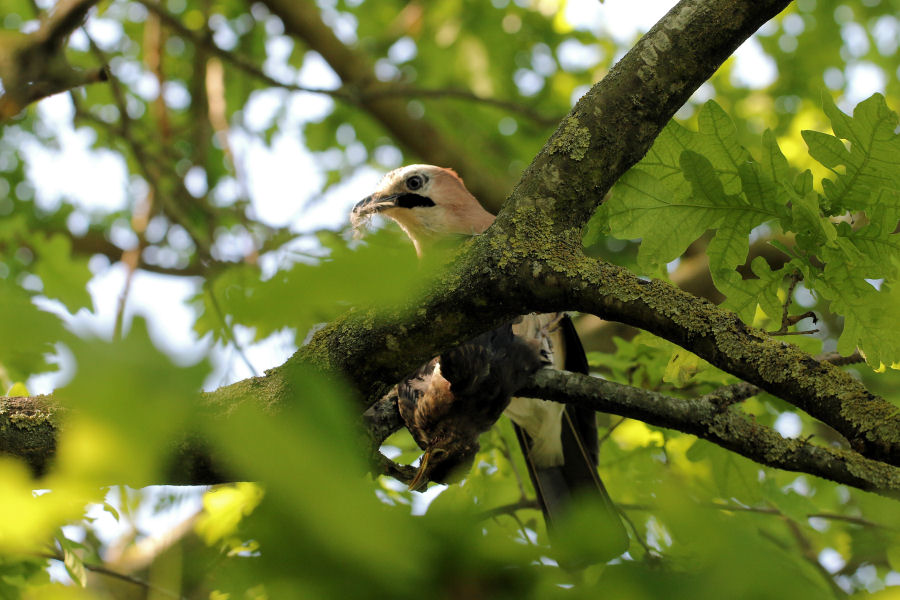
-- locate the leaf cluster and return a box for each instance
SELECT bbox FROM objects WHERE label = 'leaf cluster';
[592,94,900,368]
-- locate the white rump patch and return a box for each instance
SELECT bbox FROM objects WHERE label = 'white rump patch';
[505,396,565,467]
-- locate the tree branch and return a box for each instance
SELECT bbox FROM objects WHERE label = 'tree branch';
[497,0,795,237]
[699,502,896,530]
[34,0,100,46]
[2,229,209,277]
[7,357,898,498]
[135,0,559,127]
[6,0,897,516]
[42,552,187,599]
[362,87,559,127]
[361,366,899,496]
[0,0,107,121]
[259,0,514,211]
[0,395,61,477]
[552,255,900,466]
[0,394,231,484]
[182,0,897,480]
[519,369,900,497]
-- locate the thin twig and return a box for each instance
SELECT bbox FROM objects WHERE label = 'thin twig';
[617,506,659,561]
[206,285,259,377]
[780,272,802,327]
[816,351,865,367]
[71,30,151,340]
[374,451,417,484]
[112,248,139,340]
[784,518,848,598]
[41,553,187,599]
[134,0,557,125]
[110,12,163,337]
[703,381,760,409]
[498,430,530,501]
[509,511,540,548]
[620,501,895,530]
[834,557,891,577]
[478,498,541,520]
[768,272,818,336]
[703,349,865,409]
[82,36,214,256]
[769,327,820,337]
[145,10,172,139]
[363,86,559,126]
[598,416,627,447]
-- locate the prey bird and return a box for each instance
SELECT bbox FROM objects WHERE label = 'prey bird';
[352,165,627,551]
[399,324,544,491]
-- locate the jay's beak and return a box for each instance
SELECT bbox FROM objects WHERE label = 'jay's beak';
[352,194,399,217]
[352,191,437,239]
[351,194,401,233]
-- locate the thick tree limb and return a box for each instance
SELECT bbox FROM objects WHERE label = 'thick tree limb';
[0,395,229,484]
[282,0,899,468]
[0,395,61,477]
[497,0,796,236]
[546,256,900,466]
[359,369,900,497]
[7,362,899,497]
[521,370,900,497]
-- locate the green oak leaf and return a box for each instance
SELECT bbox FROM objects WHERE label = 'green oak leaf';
[0,280,66,379]
[31,233,93,313]
[804,94,900,215]
[714,256,787,323]
[812,258,900,367]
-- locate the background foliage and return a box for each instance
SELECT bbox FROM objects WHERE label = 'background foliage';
[1,0,899,598]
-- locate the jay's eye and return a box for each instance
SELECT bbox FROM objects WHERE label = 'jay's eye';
[406,175,424,190]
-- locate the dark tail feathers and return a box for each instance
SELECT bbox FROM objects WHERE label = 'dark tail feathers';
[514,315,628,562]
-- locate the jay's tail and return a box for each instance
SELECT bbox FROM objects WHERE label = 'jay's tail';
[513,315,628,562]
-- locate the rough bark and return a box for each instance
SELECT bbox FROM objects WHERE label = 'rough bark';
[553,256,900,465]
[521,370,900,498]
[0,394,232,484]
[0,396,61,477]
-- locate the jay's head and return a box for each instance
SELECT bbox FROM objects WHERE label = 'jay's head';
[351,164,495,256]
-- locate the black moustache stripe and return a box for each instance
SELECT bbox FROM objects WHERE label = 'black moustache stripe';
[396,193,436,208]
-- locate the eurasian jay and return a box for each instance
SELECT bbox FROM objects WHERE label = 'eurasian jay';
[352,165,626,548]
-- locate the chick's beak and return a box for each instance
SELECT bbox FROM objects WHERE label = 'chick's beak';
[408,450,432,492]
